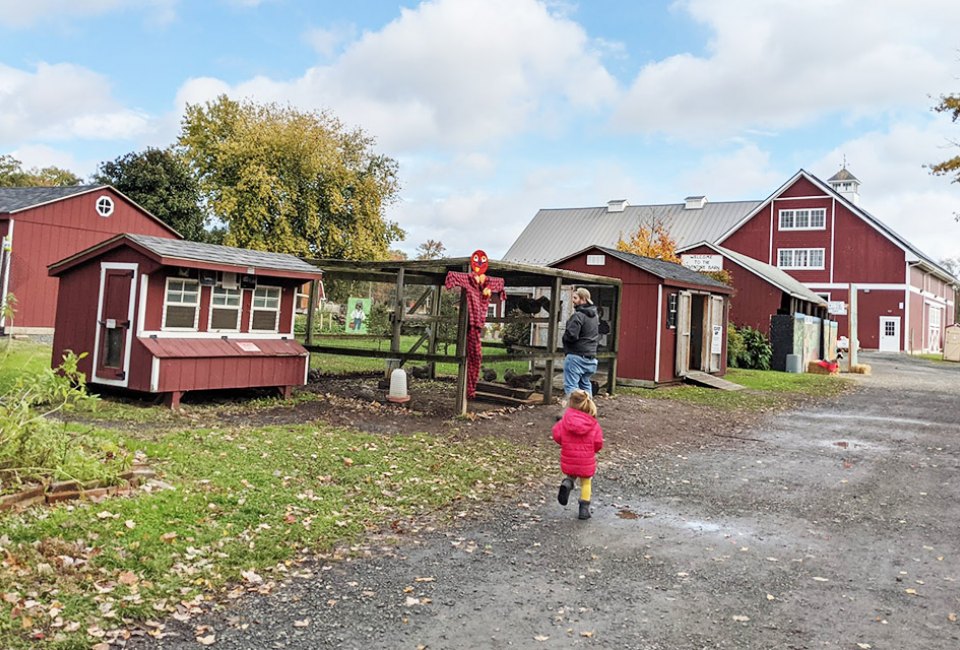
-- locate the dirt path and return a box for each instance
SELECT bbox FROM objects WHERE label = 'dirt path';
[129,354,960,649]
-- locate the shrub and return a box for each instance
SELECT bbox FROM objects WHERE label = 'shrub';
[727,324,747,368]
[738,325,773,370]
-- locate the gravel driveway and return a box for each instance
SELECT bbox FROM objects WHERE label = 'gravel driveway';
[131,353,960,649]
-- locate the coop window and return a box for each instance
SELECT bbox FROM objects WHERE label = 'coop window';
[667,293,678,329]
[250,285,281,331]
[163,278,200,330]
[209,284,242,331]
[95,195,115,217]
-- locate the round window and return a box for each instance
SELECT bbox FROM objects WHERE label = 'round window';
[95,196,115,217]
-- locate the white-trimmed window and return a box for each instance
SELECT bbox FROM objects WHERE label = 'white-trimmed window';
[777,248,825,270]
[95,195,115,217]
[250,285,281,331]
[163,278,200,329]
[209,284,242,331]
[779,208,825,230]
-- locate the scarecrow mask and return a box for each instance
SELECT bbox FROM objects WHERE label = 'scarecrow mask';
[471,250,489,276]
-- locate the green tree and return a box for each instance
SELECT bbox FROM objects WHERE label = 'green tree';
[0,154,81,187]
[178,95,404,258]
[93,147,210,241]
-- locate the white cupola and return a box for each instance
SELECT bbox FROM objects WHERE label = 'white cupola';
[827,166,861,206]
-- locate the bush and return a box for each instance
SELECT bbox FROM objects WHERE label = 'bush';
[736,325,773,370]
[727,324,747,368]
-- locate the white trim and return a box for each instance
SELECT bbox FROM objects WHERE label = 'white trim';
[137,273,149,336]
[91,262,138,388]
[777,248,825,270]
[767,203,774,265]
[0,219,13,330]
[772,194,831,200]
[150,356,160,392]
[303,352,310,385]
[654,284,662,383]
[207,283,242,332]
[904,263,911,353]
[910,286,951,303]
[288,293,297,334]
[778,207,826,231]
[249,285,281,333]
[807,283,907,291]
[139,330,290,340]
[162,277,201,331]
[830,198,836,284]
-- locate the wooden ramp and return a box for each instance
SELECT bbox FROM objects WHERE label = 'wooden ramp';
[683,371,745,391]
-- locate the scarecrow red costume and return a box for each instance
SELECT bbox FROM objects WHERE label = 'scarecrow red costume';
[444,250,505,398]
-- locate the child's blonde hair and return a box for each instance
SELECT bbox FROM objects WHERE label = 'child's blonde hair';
[568,390,597,417]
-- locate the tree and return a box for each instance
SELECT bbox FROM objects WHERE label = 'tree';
[941,257,960,321]
[93,147,210,241]
[616,218,681,263]
[0,154,81,187]
[178,95,404,259]
[416,239,446,260]
[930,92,960,221]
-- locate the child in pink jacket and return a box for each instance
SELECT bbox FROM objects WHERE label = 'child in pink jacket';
[552,389,604,520]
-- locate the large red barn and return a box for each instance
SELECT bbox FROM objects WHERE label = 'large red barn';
[49,234,322,407]
[0,185,180,334]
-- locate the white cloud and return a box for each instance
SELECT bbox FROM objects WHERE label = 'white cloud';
[678,142,783,200]
[302,24,356,59]
[0,62,151,146]
[0,0,176,28]
[174,0,618,152]
[614,0,960,138]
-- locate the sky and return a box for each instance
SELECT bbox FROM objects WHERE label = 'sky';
[1,0,959,264]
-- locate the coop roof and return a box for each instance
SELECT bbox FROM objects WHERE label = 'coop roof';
[49,233,323,280]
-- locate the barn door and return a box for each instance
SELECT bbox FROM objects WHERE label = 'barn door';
[95,266,136,384]
[675,291,692,377]
[708,295,725,372]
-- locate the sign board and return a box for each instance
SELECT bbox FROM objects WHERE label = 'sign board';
[236,342,261,352]
[681,254,723,272]
[711,325,723,354]
[827,301,847,315]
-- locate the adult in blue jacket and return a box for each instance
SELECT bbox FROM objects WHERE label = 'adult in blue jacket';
[562,287,599,399]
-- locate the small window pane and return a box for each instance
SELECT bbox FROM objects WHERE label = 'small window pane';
[211,307,239,330]
[104,329,123,367]
[252,309,278,331]
[165,305,196,328]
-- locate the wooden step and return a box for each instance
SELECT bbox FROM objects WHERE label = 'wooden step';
[683,371,745,391]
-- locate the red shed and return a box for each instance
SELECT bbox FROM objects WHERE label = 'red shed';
[49,234,322,407]
[551,246,733,386]
[0,185,181,333]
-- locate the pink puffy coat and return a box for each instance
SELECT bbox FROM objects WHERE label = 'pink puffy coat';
[552,408,604,477]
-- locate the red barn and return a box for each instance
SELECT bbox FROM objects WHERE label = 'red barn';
[716,169,957,352]
[49,234,322,407]
[0,185,180,334]
[551,246,733,386]
[678,241,828,334]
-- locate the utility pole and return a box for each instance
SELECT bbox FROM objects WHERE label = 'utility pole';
[848,283,858,368]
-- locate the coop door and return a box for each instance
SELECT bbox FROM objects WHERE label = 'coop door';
[95,265,137,385]
[675,291,692,377]
[707,295,725,372]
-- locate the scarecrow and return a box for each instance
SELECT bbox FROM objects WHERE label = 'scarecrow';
[444,250,505,398]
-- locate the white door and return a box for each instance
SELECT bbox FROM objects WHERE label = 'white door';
[708,295,725,372]
[878,316,900,352]
[675,291,692,377]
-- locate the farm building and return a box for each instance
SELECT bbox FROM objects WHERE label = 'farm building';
[677,241,828,334]
[550,246,733,386]
[506,168,958,353]
[48,234,322,407]
[0,185,181,334]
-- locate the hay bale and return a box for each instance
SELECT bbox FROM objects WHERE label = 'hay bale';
[807,360,839,375]
[849,363,871,375]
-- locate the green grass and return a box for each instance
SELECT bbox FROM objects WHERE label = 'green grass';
[624,367,851,411]
[0,422,552,649]
[915,353,955,364]
[0,340,52,394]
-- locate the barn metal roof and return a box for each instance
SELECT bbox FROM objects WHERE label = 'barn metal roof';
[680,241,827,305]
[0,185,105,213]
[503,200,762,266]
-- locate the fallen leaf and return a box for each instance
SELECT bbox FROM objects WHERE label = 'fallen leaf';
[342,457,354,466]
[405,596,420,607]
[580,630,594,637]
[197,634,216,645]
[856,644,872,649]
[534,634,550,641]
[905,588,918,596]
[293,619,310,627]
[160,532,177,543]
[415,576,435,583]
[732,615,750,622]
[118,571,139,586]
[124,520,136,529]
[812,577,829,582]
[766,594,775,601]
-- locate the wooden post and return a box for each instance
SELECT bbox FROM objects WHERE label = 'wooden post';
[543,277,563,404]
[606,283,621,395]
[391,268,405,355]
[454,288,469,415]
[304,279,320,346]
[427,285,441,379]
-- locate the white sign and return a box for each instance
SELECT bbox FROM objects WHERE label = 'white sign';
[681,254,723,272]
[711,325,723,354]
[237,342,261,352]
[827,301,847,315]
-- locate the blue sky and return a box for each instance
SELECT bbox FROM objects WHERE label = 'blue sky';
[1,0,958,263]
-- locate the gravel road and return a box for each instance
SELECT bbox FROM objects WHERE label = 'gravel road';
[129,352,960,649]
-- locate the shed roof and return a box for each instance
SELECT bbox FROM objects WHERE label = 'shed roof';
[503,200,761,266]
[139,337,306,359]
[49,233,323,280]
[680,241,827,306]
[551,245,733,293]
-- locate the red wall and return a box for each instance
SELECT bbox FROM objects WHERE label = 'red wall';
[155,356,306,393]
[9,188,178,328]
[722,204,771,262]
[832,203,905,284]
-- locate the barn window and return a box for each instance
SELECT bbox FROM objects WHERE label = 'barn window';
[777,248,825,270]
[163,278,200,329]
[95,196,115,217]
[250,286,281,331]
[667,293,678,329]
[779,208,825,230]
[209,284,242,331]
